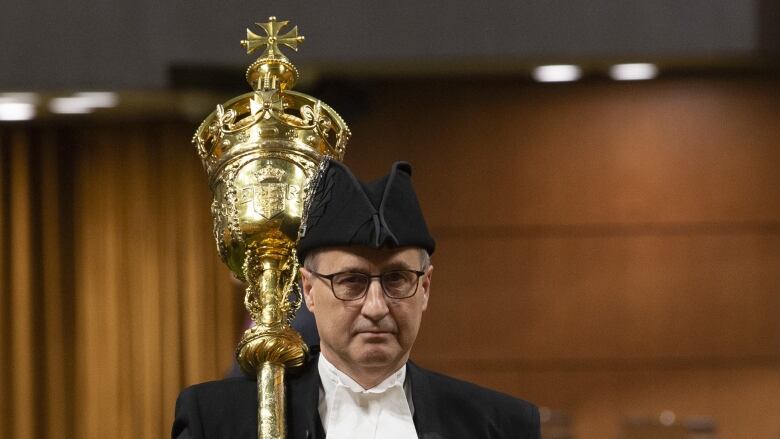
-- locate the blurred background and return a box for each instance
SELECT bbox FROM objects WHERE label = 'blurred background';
[1,1,779,438]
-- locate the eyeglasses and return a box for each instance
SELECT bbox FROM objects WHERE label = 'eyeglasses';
[309,269,425,301]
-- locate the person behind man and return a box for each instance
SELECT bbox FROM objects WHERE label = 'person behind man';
[172,160,540,439]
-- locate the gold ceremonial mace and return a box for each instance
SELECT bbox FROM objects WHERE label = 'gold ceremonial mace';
[193,17,350,438]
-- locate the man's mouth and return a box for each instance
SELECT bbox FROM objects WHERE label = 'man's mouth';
[356,329,396,338]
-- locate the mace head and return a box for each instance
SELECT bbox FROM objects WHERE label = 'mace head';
[192,18,350,273]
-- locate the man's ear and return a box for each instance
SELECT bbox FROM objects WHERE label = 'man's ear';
[300,267,315,311]
[420,265,433,311]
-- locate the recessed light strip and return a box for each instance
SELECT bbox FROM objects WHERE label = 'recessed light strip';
[0,92,40,121]
[48,91,119,114]
[609,63,658,81]
[0,102,36,121]
[532,65,582,83]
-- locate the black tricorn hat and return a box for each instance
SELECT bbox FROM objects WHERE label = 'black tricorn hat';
[297,160,435,261]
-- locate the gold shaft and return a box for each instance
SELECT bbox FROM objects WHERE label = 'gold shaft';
[238,247,305,439]
[258,362,286,439]
[258,256,281,325]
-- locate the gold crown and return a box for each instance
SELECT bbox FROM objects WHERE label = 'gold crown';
[193,17,351,185]
[253,164,286,181]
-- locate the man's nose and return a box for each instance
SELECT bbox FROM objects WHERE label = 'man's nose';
[360,278,389,320]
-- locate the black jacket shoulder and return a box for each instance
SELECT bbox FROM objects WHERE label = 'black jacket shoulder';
[172,377,257,439]
[409,362,540,439]
[173,358,322,439]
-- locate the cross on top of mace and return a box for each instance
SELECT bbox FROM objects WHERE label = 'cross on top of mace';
[241,16,305,62]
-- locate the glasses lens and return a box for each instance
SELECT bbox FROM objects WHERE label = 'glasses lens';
[331,272,369,300]
[381,270,419,298]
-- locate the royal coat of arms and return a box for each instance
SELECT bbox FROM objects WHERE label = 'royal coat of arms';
[250,164,289,219]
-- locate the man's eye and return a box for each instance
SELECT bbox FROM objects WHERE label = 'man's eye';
[383,272,404,283]
[335,274,366,286]
[383,271,412,286]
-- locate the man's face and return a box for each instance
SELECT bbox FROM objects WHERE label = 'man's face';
[301,246,432,380]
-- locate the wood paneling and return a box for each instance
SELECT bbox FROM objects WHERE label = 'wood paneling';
[343,77,780,438]
[347,79,780,226]
[423,366,780,439]
[414,233,780,361]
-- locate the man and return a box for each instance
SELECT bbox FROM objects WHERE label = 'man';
[172,160,540,438]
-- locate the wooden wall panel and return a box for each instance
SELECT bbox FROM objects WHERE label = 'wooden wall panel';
[423,366,780,439]
[341,77,780,438]
[412,233,780,361]
[347,79,780,226]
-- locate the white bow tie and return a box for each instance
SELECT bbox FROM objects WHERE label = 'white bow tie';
[318,355,418,439]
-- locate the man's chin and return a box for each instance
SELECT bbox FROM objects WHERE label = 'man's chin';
[353,344,402,368]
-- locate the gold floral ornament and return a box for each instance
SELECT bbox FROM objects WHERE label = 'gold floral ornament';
[191,17,351,439]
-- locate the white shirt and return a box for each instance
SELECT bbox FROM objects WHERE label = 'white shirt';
[317,354,417,438]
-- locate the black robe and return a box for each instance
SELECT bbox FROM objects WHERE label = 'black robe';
[172,353,540,439]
